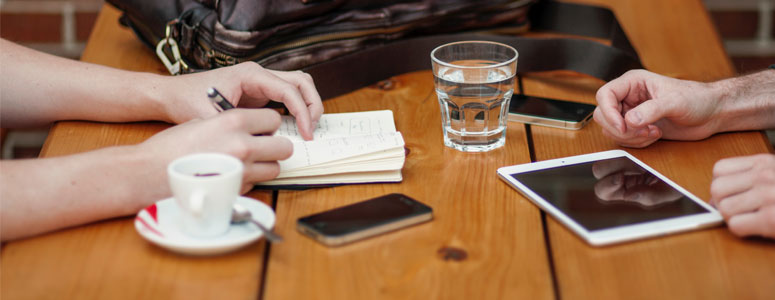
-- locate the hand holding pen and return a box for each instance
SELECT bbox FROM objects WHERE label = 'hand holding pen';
[206,80,321,141]
[196,63,323,140]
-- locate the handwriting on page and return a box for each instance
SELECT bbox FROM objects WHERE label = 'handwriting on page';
[279,132,405,171]
[275,110,396,142]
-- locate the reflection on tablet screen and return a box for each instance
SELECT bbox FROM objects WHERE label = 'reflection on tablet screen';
[511,157,709,231]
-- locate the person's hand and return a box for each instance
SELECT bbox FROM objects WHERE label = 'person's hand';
[593,69,724,148]
[710,154,775,239]
[162,62,323,140]
[136,109,292,193]
[592,158,683,207]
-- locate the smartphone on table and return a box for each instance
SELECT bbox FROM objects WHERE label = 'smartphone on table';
[297,193,433,246]
[508,94,596,129]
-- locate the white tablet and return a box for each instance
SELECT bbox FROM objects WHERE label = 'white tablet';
[497,150,722,246]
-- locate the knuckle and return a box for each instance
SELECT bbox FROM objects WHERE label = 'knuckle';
[711,160,725,177]
[753,167,775,185]
[229,140,250,160]
[260,109,282,129]
[763,186,775,204]
[764,208,775,235]
[280,83,299,97]
[622,69,646,79]
[245,61,263,69]
[220,111,246,130]
[728,222,747,237]
[595,86,612,101]
[709,180,722,198]
[622,70,637,77]
[717,200,734,218]
[752,154,774,165]
[238,61,264,74]
[266,162,281,178]
[277,138,293,159]
[298,71,314,82]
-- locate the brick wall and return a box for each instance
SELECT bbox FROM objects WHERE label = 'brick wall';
[0,0,104,158]
[706,0,775,73]
[0,0,103,59]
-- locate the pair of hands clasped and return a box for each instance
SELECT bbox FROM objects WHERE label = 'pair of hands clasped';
[594,69,775,239]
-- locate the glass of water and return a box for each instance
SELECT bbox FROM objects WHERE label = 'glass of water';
[431,41,518,152]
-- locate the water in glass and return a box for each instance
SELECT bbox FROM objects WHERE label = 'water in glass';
[435,60,514,152]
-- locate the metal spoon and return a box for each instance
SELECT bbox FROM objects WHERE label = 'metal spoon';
[231,203,283,242]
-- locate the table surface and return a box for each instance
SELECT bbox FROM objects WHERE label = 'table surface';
[2,1,774,299]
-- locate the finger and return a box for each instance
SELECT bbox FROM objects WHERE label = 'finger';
[597,117,660,148]
[595,70,655,134]
[647,125,662,140]
[713,155,757,178]
[217,109,282,135]
[595,87,626,134]
[727,205,775,238]
[717,191,762,219]
[619,125,662,147]
[240,183,254,195]
[612,132,660,148]
[623,97,677,128]
[243,161,282,183]
[593,107,620,136]
[622,187,653,206]
[244,136,293,162]
[594,173,625,200]
[592,158,641,178]
[623,183,683,206]
[599,124,647,146]
[269,70,324,125]
[242,71,315,140]
[710,171,756,202]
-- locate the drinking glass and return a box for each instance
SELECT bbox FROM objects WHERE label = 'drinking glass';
[431,41,518,152]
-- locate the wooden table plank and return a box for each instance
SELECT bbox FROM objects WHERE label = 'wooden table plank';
[263,71,553,300]
[1,5,272,300]
[525,1,775,299]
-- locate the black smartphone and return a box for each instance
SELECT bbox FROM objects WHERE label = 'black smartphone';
[508,94,596,130]
[297,193,433,246]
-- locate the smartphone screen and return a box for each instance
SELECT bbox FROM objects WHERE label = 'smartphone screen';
[508,94,596,129]
[297,193,432,246]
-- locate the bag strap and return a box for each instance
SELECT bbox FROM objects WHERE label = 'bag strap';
[303,1,642,100]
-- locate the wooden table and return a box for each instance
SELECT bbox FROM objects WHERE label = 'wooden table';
[2,1,773,299]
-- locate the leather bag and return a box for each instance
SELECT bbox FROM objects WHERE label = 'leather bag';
[106,0,642,99]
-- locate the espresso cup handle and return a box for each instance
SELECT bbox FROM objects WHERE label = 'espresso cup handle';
[188,189,206,217]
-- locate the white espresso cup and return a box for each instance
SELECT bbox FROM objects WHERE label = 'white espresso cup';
[167,153,244,238]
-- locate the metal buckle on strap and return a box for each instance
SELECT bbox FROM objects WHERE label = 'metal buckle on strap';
[156,21,189,75]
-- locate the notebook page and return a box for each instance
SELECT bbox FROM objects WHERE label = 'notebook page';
[279,132,405,171]
[275,110,396,142]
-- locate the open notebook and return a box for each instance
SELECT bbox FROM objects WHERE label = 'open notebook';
[256,110,405,186]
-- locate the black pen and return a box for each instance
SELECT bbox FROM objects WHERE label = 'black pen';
[207,87,235,112]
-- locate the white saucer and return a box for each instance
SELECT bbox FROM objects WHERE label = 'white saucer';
[134,196,276,256]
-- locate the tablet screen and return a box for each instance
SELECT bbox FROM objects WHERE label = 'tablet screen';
[511,157,709,231]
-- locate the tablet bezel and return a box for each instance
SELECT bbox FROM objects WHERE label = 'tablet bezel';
[497,150,722,246]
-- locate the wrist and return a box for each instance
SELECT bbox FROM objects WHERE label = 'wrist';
[710,70,775,133]
[107,144,171,214]
[698,79,731,135]
[134,73,177,123]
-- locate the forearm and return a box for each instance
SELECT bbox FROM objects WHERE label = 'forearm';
[0,39,175,128]
[0,146,167,241]
[711,69,775,133]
